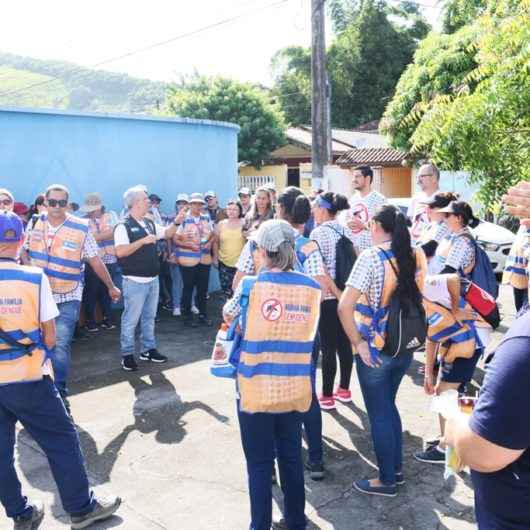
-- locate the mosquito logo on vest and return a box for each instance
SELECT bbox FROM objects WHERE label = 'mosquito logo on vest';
[261,299,282,321]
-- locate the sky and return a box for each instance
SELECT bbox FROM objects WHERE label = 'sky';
[0,0,442,86]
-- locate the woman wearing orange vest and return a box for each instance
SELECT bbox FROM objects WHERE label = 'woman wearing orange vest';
[0,211,121,529]
[80,192,119,332]
[175,193,214,327]
[339,205,427,497]
[223,219,321,530]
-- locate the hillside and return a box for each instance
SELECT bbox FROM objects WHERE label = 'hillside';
[0,52,167,114]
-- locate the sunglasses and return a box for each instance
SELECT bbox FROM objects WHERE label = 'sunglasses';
[48,199,68,208]
[0,198,13,207]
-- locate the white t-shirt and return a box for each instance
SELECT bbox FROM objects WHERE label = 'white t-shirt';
[38,271,59,376]
[408,191,438,242]
[114,218,170,283]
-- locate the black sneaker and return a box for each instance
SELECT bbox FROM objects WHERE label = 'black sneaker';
[140,349,168,363]
[198,316,212,326]
[14,500,44,530]
[70,496,121,529]
[85,323,99,333]
[305,461,325,481]
[271,519,289,530]
[395,471,405,485]
[100,319,116,330]
[425,437,440,450]
[121,354,138,371]
[414,446,445,464]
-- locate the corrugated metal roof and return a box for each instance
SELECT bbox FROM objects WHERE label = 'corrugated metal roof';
[285,125,388,154]
[337,147,408,167]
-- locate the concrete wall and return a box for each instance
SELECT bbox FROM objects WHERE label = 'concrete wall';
[0,107,239,212]
[238,164,287,192]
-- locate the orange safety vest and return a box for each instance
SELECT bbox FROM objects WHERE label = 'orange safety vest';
[88,213,115,257]
[176,214,213,267]
[423,299,479,363]
[237,271,321,414]
[502,227,530,290]
[0,260,50,385]
[28,214,88,294]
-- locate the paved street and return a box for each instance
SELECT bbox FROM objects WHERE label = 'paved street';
[2,285,518,530]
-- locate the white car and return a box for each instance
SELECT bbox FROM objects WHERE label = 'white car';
[388,198,515,274]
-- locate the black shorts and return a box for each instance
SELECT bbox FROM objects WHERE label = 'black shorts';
[440,348,482,386]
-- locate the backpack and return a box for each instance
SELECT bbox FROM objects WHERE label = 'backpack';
[380,249,427,357]
[323,225,356,290]
[460,234,499,299]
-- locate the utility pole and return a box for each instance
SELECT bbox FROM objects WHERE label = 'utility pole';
[311,0,331,182]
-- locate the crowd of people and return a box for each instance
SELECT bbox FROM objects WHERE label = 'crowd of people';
[0,169,529,530]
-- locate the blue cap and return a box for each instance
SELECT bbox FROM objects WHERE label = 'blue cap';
[0,211,23,242]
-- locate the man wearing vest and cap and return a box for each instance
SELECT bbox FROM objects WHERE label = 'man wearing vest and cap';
[114,186,184,371]
[205,190,226,224]
[0,211,121,530]
[23,185,121,409]
[80,192,119,332]
[175,193,214,327]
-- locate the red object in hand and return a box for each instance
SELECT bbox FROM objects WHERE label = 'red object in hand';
[463,280,500,328]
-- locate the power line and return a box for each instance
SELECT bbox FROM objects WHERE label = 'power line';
[0,0,291,99]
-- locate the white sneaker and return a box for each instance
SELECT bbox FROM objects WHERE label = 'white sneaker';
[191,305,199,315]
[172,307,181,317]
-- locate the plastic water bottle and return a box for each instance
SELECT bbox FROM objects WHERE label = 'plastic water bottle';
[210,323,236,378]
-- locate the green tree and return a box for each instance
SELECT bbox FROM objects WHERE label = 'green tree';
[166,76,286,167]
[271,0,429,128]
[382,0,530,212]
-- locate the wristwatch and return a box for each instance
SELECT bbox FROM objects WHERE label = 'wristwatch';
[173,218,180,226]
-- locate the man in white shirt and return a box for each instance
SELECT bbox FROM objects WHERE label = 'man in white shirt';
[344,165,387,252]
[114,186,184,371]
[408,162,441,242]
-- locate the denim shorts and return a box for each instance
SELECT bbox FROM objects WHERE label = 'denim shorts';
[441,347,482,385]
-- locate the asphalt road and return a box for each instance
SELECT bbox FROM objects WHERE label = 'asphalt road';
[2,285,518,530]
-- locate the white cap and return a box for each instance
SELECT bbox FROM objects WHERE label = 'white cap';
[238,187,251,196]
[176,193,189,203]
[255,219,295,252]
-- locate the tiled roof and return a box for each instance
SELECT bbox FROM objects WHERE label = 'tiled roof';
[337,147,408,167]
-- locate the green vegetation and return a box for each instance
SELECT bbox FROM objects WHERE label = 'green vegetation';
[382,0,530,212]
[270,0,430,128]
[166,75,286,167]
[0,52,166,114]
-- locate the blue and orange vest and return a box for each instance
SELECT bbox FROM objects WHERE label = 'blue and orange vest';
[423,298,483,362]
[88,213,115,257]
[354,248,426,361]
[503,226,530,290]
[236,271,321,414]
[28,214,88,294]
[176,214,212,267]
[0,260,50,385]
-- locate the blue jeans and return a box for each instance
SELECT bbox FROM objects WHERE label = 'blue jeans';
[54,300,81,397]
[356,352,413,485]
[170,263,183,309]
[0,377,94,519]
[238,406,306,530]
[120,277,159,356]
[303,335,322,465]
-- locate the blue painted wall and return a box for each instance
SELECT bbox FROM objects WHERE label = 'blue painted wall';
[0,107,239,213]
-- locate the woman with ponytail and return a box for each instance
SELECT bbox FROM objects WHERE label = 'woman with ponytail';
[338,205,427,497]
[310,192,356,410]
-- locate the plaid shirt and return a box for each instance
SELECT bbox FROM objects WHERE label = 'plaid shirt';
[310,220,356,300]
[235,236,325,277]
[444,229,475,271]
[24,220,99,304]
[346,243,389,311]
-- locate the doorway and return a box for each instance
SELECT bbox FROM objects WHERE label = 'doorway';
[287,167,300,187]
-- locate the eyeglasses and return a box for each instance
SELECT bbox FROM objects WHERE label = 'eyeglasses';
[48,199,68,208]
[0,198,13,207]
